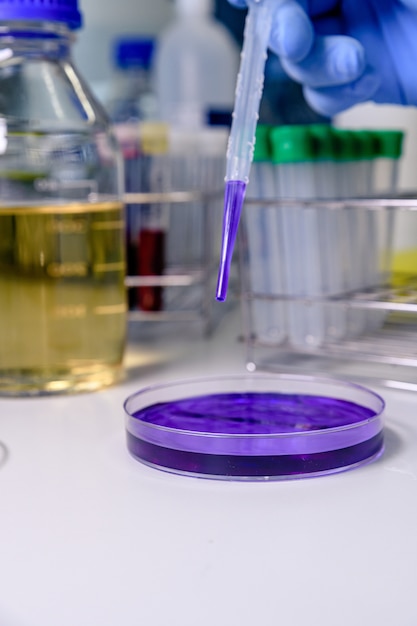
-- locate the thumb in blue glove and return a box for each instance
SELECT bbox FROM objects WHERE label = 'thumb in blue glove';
[297,0,417,115]
[228,0,417,116]
[228,0,315,62]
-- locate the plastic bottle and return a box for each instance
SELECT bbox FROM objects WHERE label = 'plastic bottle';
[154,0,239,128]
[0,0,126,395]
[106,36,157,124]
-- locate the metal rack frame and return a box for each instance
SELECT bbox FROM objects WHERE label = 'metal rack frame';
[123,190,228,336]
[239,195,417,390]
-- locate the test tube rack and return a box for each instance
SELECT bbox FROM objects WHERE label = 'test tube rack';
[240,195,417,391]
[116,122,238,337]
[123,189,234,337]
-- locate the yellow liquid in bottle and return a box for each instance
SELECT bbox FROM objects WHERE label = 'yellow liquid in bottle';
[0,201,127,395]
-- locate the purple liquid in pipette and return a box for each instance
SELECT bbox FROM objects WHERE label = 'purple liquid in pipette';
[127,392,384,478]
[216,180,247,302]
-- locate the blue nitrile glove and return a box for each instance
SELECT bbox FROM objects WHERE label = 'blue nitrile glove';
[228,0,417,116]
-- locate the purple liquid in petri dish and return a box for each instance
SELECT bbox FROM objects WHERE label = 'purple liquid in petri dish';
[126,391,384,479]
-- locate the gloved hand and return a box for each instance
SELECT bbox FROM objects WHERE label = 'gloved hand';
[228,0,417,116]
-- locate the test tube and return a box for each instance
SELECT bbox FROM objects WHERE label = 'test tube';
[167,126,227,269]
[331,128,367,339]
[138,122,171,311]
[352,130,377,293]
[354,129,394,334]
[245,125,286,344]
[373,130,403,195]
[373,130,404,281]
[271,125,325,350]
[113,121,142,310]
[309,124,348,341]
[165,127,199,268]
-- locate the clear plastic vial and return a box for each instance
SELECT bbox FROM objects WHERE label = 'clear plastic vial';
[0,0,127,395]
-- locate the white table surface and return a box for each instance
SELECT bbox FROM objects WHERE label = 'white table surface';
[1,309,417,626]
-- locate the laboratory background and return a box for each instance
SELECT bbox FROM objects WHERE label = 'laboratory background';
[75,0,417,189]
[2,0,417,625]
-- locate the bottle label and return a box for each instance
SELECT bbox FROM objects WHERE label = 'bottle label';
[140,122,169,156]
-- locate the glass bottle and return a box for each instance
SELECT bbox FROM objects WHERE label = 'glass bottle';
[0,0,127,395]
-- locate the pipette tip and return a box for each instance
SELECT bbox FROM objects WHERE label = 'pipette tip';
[216,180,247,302]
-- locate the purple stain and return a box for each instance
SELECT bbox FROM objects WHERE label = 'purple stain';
[134,392,374,433]
[126,392,384,479]
[216,180,247,302]
[127,432,383,478]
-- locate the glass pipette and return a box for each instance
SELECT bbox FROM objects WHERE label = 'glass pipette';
[216,0,275,301]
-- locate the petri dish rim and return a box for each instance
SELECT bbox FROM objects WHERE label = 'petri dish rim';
[124,373,385,440]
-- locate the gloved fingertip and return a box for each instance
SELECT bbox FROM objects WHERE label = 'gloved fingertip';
[303,70,381,117]
[329,39,366,83]
[303,87,347,117]
[399,0,417,10]
[269,2,314,62]
[347,70,381,104]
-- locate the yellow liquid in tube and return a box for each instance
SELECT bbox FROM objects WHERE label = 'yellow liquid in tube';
[0,200,127,394]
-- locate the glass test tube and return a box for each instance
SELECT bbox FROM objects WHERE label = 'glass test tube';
[310,125,348,342]
[354,131,378,294]
[271,126,326,350]
[332,129,368,339]
[136,122,171,311]
[245,125,286,344]
[373,130,404,282]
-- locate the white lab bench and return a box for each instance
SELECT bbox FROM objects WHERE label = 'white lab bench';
[0,308,417,626]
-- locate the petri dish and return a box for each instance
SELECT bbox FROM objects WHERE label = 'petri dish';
[124,374,385,481]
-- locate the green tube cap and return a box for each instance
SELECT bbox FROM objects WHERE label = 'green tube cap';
[351,130,376,160]
[270,125,316,163]
[330,128,357,161]
[309,124,335,161]
[373,130,404,159]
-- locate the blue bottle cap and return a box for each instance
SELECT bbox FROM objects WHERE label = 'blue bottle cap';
[0,0,82,30]
[114,37,155,70]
